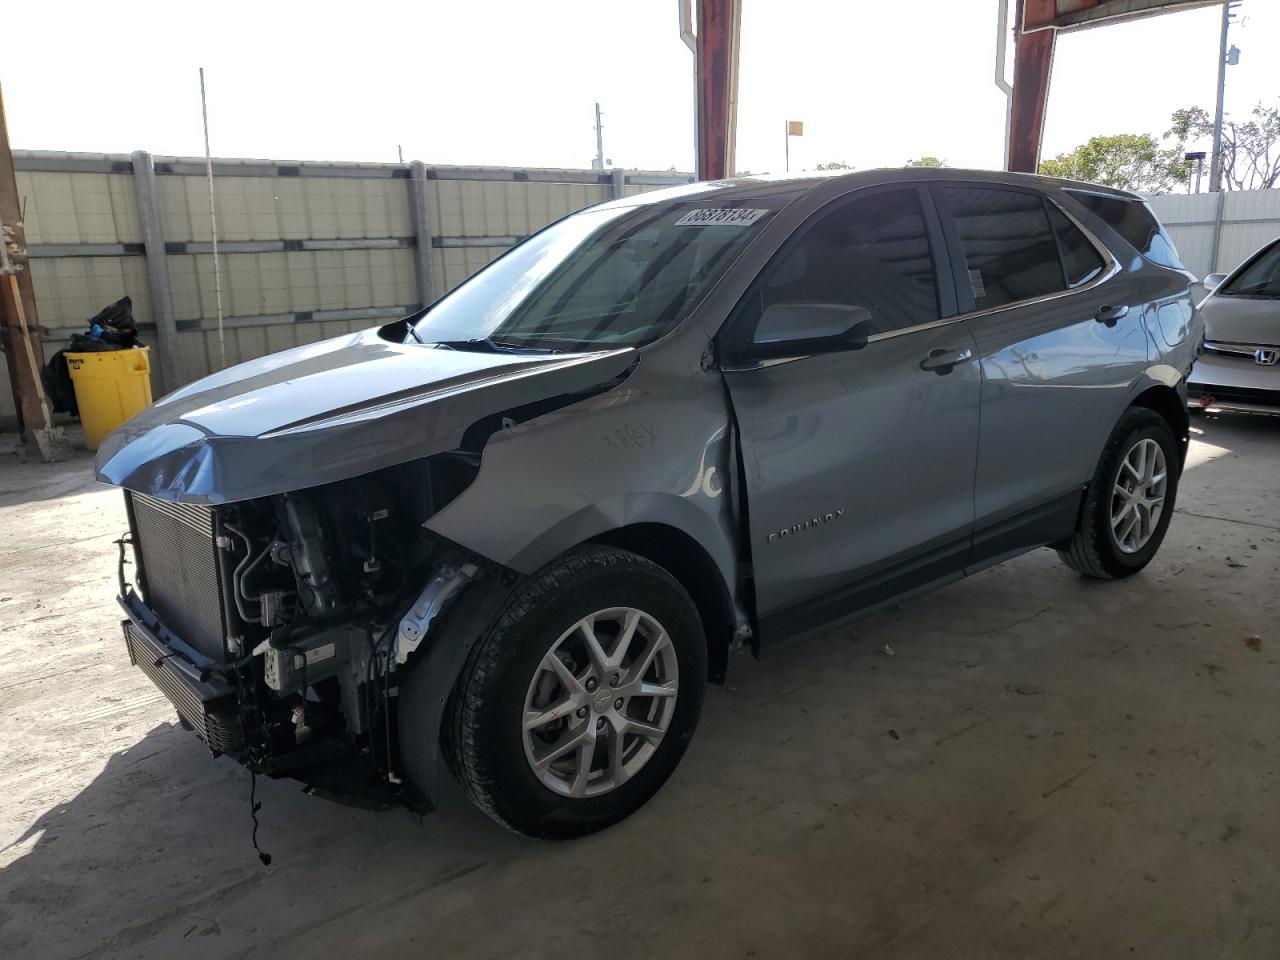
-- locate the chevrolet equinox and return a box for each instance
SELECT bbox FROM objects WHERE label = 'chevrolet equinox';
[97,169,1199,839]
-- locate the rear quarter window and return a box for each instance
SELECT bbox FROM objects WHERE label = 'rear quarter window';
[1068,191,1185,271]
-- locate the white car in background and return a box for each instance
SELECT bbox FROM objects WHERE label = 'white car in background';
[1189,237,1280,415]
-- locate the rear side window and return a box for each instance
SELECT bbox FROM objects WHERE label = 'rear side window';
[740,187,941,338]
[1068,192,1185,270]
[1047,205,1106,288]
[941,187,1065,311]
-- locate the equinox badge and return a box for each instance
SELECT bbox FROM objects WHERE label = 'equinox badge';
[766,509,845,544]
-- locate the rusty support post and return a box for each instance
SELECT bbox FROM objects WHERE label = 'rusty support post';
[0,86,47,444]
[1007,0,1056,173]
[695,0,740,181]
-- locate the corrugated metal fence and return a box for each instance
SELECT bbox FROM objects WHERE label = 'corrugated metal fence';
[6,159,1276,427]
[2,151,691,424]
[1148,189,1280,280]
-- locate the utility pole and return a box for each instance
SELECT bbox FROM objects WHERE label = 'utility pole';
[0,85,50,451]
[1209,1,1241,192]
[198,68,227,370]
[593,102,605,172]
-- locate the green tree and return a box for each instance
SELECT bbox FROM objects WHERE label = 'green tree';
[1038,133,1189,192]
[814,160,854,171]
[1167,102,1280,190]
[905,156,946,168]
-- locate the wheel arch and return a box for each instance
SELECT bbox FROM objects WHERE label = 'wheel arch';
[1129,382,1190,467]
[588,522,735,684]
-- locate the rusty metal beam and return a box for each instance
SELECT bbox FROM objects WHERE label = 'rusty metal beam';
[1008,0,1057,173]
[1024,0,1220,32]
[695,0,740,181]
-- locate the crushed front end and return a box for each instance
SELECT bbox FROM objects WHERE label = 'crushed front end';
[116,455,488,810]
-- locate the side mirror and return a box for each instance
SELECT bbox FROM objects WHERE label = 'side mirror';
[1202,272,1228,292]
[744,303,872,361]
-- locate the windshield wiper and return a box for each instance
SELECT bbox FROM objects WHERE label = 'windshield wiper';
[428,337,560,354]
[404,324,426,345]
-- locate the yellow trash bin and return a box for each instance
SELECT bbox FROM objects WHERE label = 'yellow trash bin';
[65,347,153,450]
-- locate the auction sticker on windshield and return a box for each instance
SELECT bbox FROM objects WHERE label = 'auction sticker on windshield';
[674,208,769,227]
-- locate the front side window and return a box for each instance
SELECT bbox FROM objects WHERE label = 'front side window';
[1221,240,1280,298]
[410,201,778,351]
[736,188,941,342]
[942,187,1065,311]
[1068,191,1186,271]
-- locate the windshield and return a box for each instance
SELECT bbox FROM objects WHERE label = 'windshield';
[1221,241,1280,298]
[410,201,778,350]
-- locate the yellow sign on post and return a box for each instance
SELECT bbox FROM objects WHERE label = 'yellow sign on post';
[785,120,804,171]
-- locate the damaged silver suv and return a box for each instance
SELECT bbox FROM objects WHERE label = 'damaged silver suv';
[98,170,1199,838]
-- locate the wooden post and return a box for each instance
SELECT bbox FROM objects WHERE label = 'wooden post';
[0,85,48,446]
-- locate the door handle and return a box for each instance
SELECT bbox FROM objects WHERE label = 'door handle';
[920,347,972,374]
[1094,304,1129,327]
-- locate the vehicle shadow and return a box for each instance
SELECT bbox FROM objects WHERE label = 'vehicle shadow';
[0,719,530,959]
[1,410,1276,960]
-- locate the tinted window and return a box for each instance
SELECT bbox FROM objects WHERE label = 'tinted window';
[1221,240,1280,297]
[743,188,940,339]
[411,201,776,350]
[1069,192,1185,270]
[942,187,1064,311]
[1048,204,1106,288]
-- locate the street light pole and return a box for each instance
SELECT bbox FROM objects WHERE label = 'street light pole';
[593,102,605,172]
[1209,1,1239,193]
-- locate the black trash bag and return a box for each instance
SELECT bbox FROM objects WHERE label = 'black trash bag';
[40,296,146,416]
[42,349,78,415]
[87,296,140,348]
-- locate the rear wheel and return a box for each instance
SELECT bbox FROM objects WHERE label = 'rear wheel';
[1058,407,1180,579]
[440,545,705,838]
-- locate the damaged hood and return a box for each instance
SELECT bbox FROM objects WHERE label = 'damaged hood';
[96,328,637,504]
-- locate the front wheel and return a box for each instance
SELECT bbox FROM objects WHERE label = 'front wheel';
[1058,407,1180,579]
[433,546,706,839]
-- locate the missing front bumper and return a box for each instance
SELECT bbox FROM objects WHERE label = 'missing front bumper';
[121,614,245,756]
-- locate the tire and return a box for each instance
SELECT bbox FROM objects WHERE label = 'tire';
[438,545,706,839]
[1058,407,1180,579]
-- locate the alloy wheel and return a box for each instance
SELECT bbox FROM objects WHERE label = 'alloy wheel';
[522,607,680,798]
[1110,437,1167,554]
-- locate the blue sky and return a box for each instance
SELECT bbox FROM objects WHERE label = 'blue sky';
[5,1,1277,175]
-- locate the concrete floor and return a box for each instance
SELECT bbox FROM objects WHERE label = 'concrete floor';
[0,414,1277,959]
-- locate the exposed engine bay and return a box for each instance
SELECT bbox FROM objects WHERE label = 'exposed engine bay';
[120,451,489,810]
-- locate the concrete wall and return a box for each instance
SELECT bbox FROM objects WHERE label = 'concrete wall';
[1149,190,1280,280]
[2,152,690,425]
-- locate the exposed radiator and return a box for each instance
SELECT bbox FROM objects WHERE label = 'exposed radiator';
[123,620,244,756]
[129,492,228,661]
